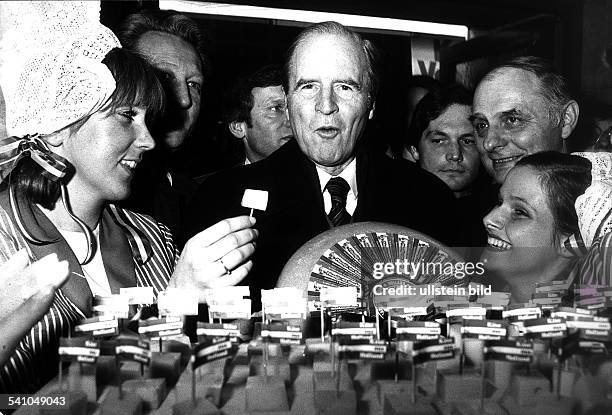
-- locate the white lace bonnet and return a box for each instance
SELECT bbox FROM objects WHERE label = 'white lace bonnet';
[0,1,121,138]
[572,152,612,249]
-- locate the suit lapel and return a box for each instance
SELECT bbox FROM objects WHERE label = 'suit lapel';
[261,141,327,226]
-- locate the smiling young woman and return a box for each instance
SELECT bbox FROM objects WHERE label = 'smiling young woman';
[480,152,592,303]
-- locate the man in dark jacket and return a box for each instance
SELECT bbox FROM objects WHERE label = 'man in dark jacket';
[185,21,459,299]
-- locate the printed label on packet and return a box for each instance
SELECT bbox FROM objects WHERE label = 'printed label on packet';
[59,338,100,364]
[75,315,119,337]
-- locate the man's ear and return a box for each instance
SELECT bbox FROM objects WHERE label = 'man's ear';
[408,145,420,162]
[228,121,247,139]
[368,100,376,120]
[560,100,580,139]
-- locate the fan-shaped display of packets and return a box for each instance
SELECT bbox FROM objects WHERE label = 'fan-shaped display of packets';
[309,232,464,314]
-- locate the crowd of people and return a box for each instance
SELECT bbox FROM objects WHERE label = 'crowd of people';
[0,2,610,393]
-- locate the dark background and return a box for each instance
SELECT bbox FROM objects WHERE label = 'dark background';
[100,0,612,177]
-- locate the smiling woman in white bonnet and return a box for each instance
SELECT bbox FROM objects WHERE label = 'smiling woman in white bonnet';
[0,1,257,393]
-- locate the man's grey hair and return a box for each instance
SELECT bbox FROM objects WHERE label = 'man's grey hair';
[118,9,208,75]
[283,21,380,108]
[484,56,573,125]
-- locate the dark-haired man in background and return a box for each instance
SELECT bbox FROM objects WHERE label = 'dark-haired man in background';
[225,65,293,165]
[408,84,488,249]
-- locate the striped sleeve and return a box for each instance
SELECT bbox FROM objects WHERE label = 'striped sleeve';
[0,205,84,393]
[116,207,178,295]
[575,232,612,287]
[0,205,26,262]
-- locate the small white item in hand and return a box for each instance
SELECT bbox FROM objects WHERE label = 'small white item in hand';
[241,189,268,216]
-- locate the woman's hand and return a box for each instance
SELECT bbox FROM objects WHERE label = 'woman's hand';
[170,216,258,302]
[0,250,69,366]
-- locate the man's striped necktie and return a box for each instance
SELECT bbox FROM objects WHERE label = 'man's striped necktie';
[325,177,351,226]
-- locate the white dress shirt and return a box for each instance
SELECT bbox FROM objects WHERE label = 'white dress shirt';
[315,158,358,215]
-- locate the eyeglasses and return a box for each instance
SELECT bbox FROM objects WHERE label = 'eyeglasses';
[594,126,612,152]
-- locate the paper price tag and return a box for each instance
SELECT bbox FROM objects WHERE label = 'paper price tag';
[119,287,154,305]
[93,294,129,319]
[157,288,198,316]
[204,286,250,303]
[209,299,252,320]
[320,286,359,307]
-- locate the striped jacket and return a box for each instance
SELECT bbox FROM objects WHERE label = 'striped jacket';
[571,232,612,287]
[0,194,179,392]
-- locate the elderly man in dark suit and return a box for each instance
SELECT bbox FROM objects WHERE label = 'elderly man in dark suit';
[185,22,459,300]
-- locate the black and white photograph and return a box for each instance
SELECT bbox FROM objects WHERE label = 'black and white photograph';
[0,1,611,414]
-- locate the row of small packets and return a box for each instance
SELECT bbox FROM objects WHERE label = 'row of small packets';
[59,283,612,370]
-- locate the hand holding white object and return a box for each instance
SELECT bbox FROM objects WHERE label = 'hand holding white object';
[170,216,258,302]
